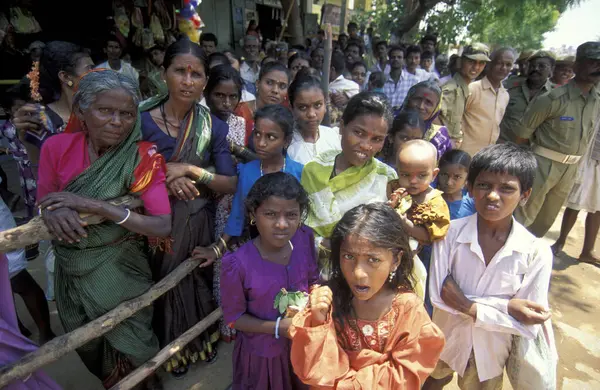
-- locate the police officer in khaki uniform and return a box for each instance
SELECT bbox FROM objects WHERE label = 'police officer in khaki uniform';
[499,51,555,143]
[514,41,600,237]
[438,43,490,148]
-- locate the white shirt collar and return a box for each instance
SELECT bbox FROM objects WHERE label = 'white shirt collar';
[456,214,533,255]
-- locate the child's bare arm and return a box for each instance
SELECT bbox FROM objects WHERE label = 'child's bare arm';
[398,215,433,244]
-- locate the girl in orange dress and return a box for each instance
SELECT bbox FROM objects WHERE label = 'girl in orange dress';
[290,202,445,389]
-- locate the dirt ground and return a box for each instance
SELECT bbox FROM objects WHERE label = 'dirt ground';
[4,160,600,390]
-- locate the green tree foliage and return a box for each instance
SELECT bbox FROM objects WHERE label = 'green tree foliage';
[354,0,579,49]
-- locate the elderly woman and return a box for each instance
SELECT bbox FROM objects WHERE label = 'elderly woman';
[140,38,237,376]
[401,80,453,159]
[37,70,171,389]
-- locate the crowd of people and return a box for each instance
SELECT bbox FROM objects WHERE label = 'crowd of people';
[0,19,599,390]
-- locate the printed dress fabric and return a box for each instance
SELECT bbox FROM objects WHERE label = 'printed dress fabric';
[289,291,445,389]
[213,113,246,342]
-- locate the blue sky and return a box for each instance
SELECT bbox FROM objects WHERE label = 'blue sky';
[543,0,600,49]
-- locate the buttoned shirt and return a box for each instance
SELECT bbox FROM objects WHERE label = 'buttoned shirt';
[460,76,510,156]
[499,78,553,143]
[430,215,553,382]
[514,79,600,156]
[439,73,470,141]
[383,69,418,109]
[240,61,260,84]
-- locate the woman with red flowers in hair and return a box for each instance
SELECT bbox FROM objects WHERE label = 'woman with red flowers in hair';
[37,70,171,389]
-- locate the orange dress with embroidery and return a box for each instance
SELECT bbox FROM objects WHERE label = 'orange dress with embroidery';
[289,291,445,389]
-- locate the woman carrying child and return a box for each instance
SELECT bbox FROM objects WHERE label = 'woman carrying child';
[290,203,445,389]
[220,172,318,390]
[301,92,397,278]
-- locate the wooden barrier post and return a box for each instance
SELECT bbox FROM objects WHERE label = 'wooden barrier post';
[110,308,223,390]
[0,195,143,253]
[0,257,205,388]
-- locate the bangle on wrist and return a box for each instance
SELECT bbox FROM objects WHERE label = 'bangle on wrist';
[115,209,131,225]
[275,316,282,339]
[212,244,222,259]
[196,169,215,185]
[219,236,229,252]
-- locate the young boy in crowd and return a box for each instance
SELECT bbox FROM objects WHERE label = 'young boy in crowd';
[390,140,451,300]
[424,143,555,389]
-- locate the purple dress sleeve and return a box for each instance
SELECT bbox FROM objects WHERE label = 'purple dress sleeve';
[430,126,453,160]
[220,252,247,328]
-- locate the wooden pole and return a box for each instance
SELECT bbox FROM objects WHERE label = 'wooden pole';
[321,23,333,126]
[278,0,297,42]
[110,308,223,390]
[0,256,204,388]
[0,195,142,253]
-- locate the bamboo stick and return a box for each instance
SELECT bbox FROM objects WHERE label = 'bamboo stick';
[0,256,204,388]
[110,308,223,390]
[0,195,143,253]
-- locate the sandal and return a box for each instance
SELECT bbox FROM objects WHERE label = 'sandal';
[171,365,188,379]
[206,348,218,364]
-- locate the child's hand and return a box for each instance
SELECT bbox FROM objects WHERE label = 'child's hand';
[310,286,333,326]
[191,245,218,268]
[388,187,409,209]
[508,298,551,325]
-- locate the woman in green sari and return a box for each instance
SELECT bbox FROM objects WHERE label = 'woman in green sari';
[301,92,397,279]
[37,70,171,389]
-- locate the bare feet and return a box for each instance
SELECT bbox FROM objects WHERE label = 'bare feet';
[579,252,600,265]
[550,241,564,256]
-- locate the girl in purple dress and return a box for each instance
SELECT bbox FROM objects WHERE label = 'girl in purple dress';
[220,172,318,390]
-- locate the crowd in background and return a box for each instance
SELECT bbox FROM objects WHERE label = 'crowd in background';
[0,18,599,390]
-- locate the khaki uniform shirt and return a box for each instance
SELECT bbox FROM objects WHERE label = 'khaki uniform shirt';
[515,80,600,156]
[499,78,553,143]
[461,76,510,156]
[439,73,470,141]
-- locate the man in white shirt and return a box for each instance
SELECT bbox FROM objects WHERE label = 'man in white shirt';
[406,45,432,82]
[240,35,261,85]
[96,37,139,82]
[425,144,555,390]
[329,51,360,126]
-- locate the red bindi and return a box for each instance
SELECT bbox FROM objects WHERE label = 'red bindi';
[423,92,431,98]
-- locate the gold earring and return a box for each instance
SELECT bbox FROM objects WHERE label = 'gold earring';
[250,218,256,225]
[67,80,74,87]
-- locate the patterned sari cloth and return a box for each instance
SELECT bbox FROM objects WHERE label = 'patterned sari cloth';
[401,80,453,160]
[140,93,233,366]
[37,102,168,386]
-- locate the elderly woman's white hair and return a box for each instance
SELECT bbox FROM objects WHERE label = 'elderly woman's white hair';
[73,70,141,112]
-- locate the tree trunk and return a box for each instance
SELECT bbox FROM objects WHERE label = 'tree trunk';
[394,0,443,39]
[281,0,304,46]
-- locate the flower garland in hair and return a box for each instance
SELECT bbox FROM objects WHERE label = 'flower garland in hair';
[27,61,42,102]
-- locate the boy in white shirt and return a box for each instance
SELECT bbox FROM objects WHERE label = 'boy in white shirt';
[425,143,555,389]
[96,37,139,83]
